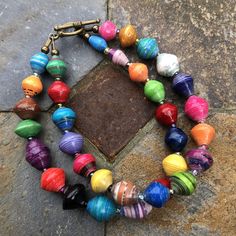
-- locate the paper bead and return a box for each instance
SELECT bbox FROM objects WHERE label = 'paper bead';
[88,35,108,52]
[99,20,117,41]
[154,178,171,189]
[136,38,159,60]
[22,75,43,97]
[128,63,148,82]
[108,49,129,66]
[30,52,49,74]
[46,56,67,78]
[119,25,137,48]
[144,80,165,103]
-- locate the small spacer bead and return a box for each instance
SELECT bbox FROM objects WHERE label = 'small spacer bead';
[104,47,110,55]
[116,208,121,214]
[55,77,61,81]
[135,38,140,44]
[57,103,63,108]
[175,152,181,155]
[33,72,39,77]
[138,193,145,201]
[116,29,120,34]
[191,170,199,176]
[169,189,174,195]
[171,123,176,128]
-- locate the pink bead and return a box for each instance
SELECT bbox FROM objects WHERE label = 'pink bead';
[112,49,129,66]
[99,20,117,41]
[184,95,209,122]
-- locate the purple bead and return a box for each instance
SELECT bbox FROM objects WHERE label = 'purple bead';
[59,131,83,155]
[26,138,51,170]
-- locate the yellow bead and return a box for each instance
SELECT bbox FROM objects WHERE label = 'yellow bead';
[22,75,43,97]
[91,169,113,193]
[119,25,137,48]
[162,154,188,176]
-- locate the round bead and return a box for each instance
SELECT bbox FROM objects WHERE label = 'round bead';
[136,38,159,60]
[144,80,165,103]
[15,119,42,139]
[156,53,179,77]
[59,131,83,155]
[30,52,49,74]
[108,49,129,67]
[184,95,209,122]
[162,153,188,176]
[47,81,71,104]
[119,25,137,48]
[14,97,41,120]
[172,73,194,97]
[153,178,171,189]
[88,35,108,52]
[26,138,51,170]
[46,55,67,78]
[155,103,178,126]
[90,169,113,193]
[41,168,65,192]
[170,171,197,195]
[128,63,148,82]
[22,75,43,97]
[73,153,97,177]
[99,20,117,41]
[143,182,170,208]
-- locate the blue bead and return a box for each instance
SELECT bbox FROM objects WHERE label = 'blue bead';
[143,182,170,208]
[136,38,159,59]
[88,36,108,53]
[172,73,194,97]
[165,127,188,152]
[87,195,117,221]
[30,52,49,74]
[52,107,76,131]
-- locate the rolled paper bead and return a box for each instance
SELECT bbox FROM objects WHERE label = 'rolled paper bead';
[172,73,194,97]
[52,107,76,131]
[128,63,148,82]
[88,35,108,52]
[165,127,188,152]
[26,138,51,170]
[47,81,71,104]
[191,123,215,146]
[73,153,97,177]
[136,38,159,60]
[170,171,197,195]
[156,53,180,77]
[144,80,165,103]
[30,52,49,74]
[153,178,171,189]
[155,103,178,127]
[22,75,43,97]
[162,153,188,176]
[120,201,152,219]
[41,168,65,192]
[111,181,138,206]
[108,49,129,67]
[15,119,42,139]
[90,169,113,193]
[119,25,137,48]
[99,20,117,41]
[59,131,83,155]
[143,182,170,208]
[46,55,67,78]
[184,95,209,122]
[14,97,41,120]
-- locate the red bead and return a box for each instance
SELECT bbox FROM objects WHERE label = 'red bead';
[47,81,71,104]
[153,178,171,189]
[41,168,65,192]
[155,103,178,126]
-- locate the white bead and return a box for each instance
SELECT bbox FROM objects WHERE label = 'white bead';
[156,53,180,77]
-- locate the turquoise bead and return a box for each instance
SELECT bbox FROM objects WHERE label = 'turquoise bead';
[87,195,117,221]
[136,38,159,59]
[30,52,49,74]
[88,36,108,53]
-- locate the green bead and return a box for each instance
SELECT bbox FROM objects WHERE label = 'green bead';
[15,119,42,138]
[144,80,165,103]
[46,56,67,78]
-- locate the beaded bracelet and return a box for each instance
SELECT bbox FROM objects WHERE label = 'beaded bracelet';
[14,19,215,222]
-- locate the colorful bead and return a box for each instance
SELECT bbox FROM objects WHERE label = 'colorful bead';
[119,25,137,48]
[41,168,65,192]
[59,131,83,155]
[144,80,165,103]
[26,138,51,170]
[156,53,179,77]
[46,55,67,78]
[136,38,159,60]
[128,63,148,82]
[108,49,129,66]
[73,153,97,177]
[30,52,49,74]
[154,178,171,189]
[99,20,117,41]
[91,169,113,193]
[162,153,188,176]
[22,75,43,97]
[14,97,41,120]
[87,195,117,221]
[15,119,42,139]
[184,95,209,122]
[172,73,194,97]
[170,172,197,195]
[47,81,71,104]
[88,35,108,52]
[155,103,178,126]
[143,182,170,208]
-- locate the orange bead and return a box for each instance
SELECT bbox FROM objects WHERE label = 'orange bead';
[119,25,137,48]
[22,75,43,97]
[191,123,215,146]
[128,63,148,82]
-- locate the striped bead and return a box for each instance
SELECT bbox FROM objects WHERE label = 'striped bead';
[88,35,108,52]
[136,38,159,60]
[30,52,49,74]
[46,56,67,78]
[108,49,129,66]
